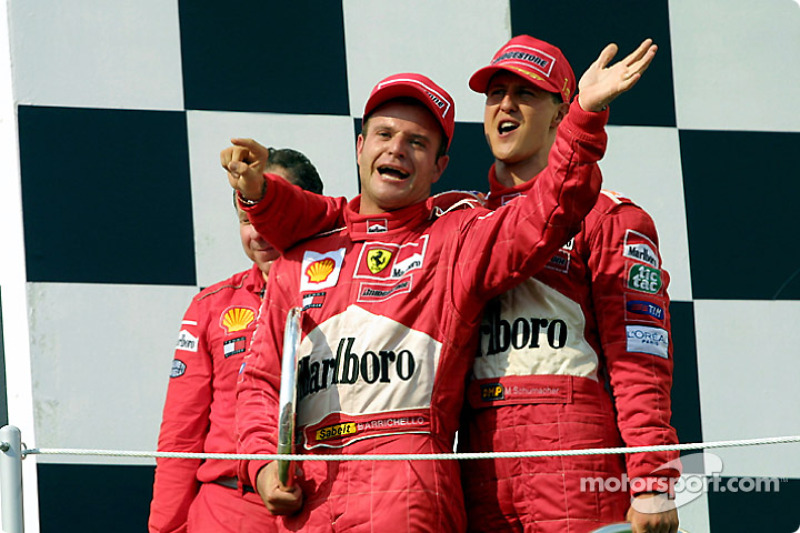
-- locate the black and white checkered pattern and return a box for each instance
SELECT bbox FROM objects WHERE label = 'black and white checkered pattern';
[2,1,799,531]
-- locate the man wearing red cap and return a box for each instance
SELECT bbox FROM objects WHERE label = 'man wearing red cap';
[461,35,680,533]
[228,44,654,531]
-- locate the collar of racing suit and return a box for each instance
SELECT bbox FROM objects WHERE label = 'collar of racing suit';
[485,163,539,210]
[243,261,267,298]
[343,196,434,241]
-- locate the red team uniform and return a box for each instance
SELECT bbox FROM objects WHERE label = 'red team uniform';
[149,263,276,533]
[459,169,680,532]
[236,99,608,532]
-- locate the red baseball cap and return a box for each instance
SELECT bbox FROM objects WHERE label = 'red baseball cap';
[363,73,455,149]
[469,35,576,103]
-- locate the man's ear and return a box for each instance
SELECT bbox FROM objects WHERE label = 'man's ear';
[551,101,570,129]
[432,154,450,184]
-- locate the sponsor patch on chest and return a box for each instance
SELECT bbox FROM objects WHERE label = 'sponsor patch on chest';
[301,248,346,291]
[354,237,428,280]
[220,306,256,333]
[303,410,430,449]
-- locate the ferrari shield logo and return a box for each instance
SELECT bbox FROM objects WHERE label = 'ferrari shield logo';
[367,249,393,274]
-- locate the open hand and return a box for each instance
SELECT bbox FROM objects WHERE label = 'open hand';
[577,39,658,112]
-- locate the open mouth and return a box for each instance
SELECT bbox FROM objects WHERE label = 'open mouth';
[498,120,519,135]
[378,165,410,180]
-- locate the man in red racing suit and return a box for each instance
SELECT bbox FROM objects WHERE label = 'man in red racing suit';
[458,36,680,533]
[225,48,657,530]
[149,150,322,533]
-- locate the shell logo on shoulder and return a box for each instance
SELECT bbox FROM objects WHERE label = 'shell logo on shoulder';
[220,307,256,333]
[301,248,346,291]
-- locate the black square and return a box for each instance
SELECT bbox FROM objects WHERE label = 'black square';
[179,0,349,115]
[38,464,154,533]
[708,476,800,531]
[18,106,196,285]
[669,301,703,450]
[680,129,800,300]
[509,0,676,127]
[435,121,495,195]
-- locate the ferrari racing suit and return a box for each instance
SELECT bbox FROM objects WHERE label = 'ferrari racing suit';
[458,169,680,532]
[236,100,609,532]
[149,263,276,533]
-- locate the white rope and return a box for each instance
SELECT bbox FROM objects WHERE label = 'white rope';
[21,434,800,461]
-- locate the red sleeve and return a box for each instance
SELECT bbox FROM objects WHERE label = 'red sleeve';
[241,173,347,253]
[587,202,680,492]
[148,298,213,533]
[236,263,294,487]
[458,101,608,301]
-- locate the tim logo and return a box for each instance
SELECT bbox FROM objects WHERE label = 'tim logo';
[480,383,505,402]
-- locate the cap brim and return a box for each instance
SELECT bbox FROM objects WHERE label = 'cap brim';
[469,64,558,98]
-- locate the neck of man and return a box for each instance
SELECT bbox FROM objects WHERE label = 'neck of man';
[493,129,558,188]
[494,152,549,188]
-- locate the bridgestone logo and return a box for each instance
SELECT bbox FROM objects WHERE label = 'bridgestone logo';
[298,337,416,401]
[494,51,549,69]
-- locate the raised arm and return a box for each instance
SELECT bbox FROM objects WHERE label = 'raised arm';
[459,40,659,301]
[221,138,346,252]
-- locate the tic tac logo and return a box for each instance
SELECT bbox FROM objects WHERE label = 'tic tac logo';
[367,248,393,274]
[220,307,255,333]
[301,248,346,291]
[627,264,662,294]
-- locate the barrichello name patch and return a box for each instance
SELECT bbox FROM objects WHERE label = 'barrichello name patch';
[623,230,659,268]
[301,248,346,291]
[626,325,669,359]
[176,330,198,352]
[303,410,430,449]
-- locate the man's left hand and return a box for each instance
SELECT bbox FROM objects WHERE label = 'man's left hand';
[627,492,679,533]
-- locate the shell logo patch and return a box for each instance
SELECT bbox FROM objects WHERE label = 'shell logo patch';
[306,258,335,282]
[367,249,393,274]
[221,307,255,333]
[301,248,346,292]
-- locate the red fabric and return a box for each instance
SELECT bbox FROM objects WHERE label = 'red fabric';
[149,263,277,532]
[236,100,608,532]
[185,483,277,533]
[459,176,680,532]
